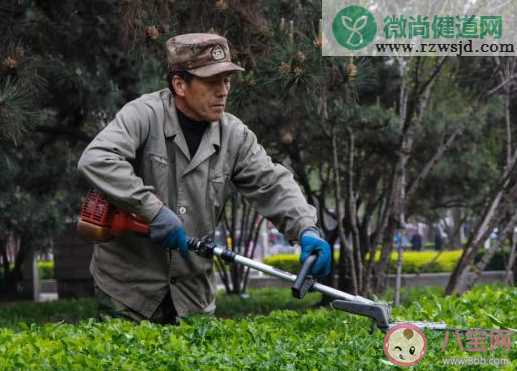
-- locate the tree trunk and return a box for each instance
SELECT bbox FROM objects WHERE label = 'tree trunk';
[346,128,363,292]
[505,228,516,285]
[229,195,240,294]
[445,201,503,295]
[332,128,357,294]
[513,252,517,284]
[373,221,397,293]
[394,235,403,307]
[317,228,338,306]
[446,141,517,294]
[442,208,467,250]
[2,235,27,299]
[241,215,265,293]
[216,194,262,295]
[459,211,517,292]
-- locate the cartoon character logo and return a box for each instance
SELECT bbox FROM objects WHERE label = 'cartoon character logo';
[384,323,427,367]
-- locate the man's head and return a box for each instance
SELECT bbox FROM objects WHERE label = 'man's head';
[166,33,244,122]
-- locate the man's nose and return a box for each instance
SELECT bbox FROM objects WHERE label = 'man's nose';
[215,81,230,97]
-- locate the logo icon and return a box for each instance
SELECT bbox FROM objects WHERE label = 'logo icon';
[384,323,427,367]
[211,45,226,61]
[332,5,377,50]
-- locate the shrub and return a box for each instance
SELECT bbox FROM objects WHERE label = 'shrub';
[474,247,511,271]
[0,298,97,329]
[1,261,54,280]
[0,289,321,330]
[264,250,464,274]
[262,254,300,274]
[387,250,463,274]
[0,285,515,370]
[215,288,321,318]
[37,261,55,280]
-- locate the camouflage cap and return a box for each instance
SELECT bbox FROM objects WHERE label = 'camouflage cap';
[166,33,244,77]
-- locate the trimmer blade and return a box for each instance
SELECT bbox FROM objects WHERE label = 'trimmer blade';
[388,321,448,331]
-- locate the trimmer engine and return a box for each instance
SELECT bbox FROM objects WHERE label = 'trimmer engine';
[77,190,149,241]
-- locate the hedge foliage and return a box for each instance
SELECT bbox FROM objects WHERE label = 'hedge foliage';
[0,289,321,330]
[264,249,510,274]
[0,261,55,281]
[37,261,54,280]
[0,285,515,370]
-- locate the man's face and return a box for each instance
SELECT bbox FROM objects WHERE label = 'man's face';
[174,72,232,122]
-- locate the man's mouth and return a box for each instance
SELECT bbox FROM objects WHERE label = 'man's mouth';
[212,104,225,111]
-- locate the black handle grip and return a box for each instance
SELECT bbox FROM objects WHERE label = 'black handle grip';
[291,253,318,299]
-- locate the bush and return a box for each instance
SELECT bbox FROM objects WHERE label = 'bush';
[37,261,55,280]
[474,247,511,271]
[264,250,463,274]
[0,261,54,281]
[387,250,463,273]
[0,285,515,370]
[262,254,300,274]
[0,289,321,330]
[215,288,321,318]
[0,298,97,329]
[264,248,511,274]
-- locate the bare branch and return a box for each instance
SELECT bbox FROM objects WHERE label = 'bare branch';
[406,124,465,200]
[486,73,517,97]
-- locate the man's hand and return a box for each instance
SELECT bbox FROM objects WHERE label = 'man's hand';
[299,227,331,277]
[150,206,188,258]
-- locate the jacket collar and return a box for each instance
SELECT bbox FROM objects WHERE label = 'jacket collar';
[161,89,221,174]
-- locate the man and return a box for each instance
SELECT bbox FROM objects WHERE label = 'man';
[78,33,330,324]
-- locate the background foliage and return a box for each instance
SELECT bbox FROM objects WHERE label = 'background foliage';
[1,0,516,297]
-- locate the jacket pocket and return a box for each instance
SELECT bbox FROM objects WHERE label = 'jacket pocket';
[145,152,169,202]
[208,174,230,226]
[149,153,168,167]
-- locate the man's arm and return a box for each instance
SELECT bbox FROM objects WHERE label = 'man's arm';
[231,125,317,241]
[231,125,330,276]
[77,102,163,223]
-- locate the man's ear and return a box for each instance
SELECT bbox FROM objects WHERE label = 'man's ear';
[172,76,187,97]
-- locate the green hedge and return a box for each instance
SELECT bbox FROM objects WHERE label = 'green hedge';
[0,261,54,281]
[37,261,55,280]
[263,250,463,274]
[0,285,515,370]
[263,249,510,274]
[0,289,321,330]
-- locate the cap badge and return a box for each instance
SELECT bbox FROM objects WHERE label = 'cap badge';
[211,45,225,61]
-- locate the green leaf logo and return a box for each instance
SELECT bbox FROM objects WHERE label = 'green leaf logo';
[332,5,377,50]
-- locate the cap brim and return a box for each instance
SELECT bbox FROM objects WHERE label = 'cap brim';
[188,62,245,77]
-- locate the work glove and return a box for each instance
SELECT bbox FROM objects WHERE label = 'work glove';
[149,206,188,258]
[299,227,331,277]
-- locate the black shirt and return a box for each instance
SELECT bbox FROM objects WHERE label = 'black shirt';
[176,109,210,159]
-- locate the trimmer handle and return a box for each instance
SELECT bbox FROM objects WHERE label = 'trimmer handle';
[291,253,318,299]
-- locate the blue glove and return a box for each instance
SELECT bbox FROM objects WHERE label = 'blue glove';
[299,227,331,277]
[149,206,188,258]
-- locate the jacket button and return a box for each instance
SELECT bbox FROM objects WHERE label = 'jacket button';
[179,206,187,215]
[170,278,176,284]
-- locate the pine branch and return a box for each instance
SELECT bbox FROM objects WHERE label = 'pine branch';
[35,125,92,142]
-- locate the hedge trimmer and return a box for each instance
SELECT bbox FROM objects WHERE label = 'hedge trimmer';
[187,236,448,333]
[77,190,447,333]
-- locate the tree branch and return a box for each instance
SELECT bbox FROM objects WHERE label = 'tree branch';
[35,125,92,142]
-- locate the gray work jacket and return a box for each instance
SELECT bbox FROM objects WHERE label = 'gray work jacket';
[77,88,317,318]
